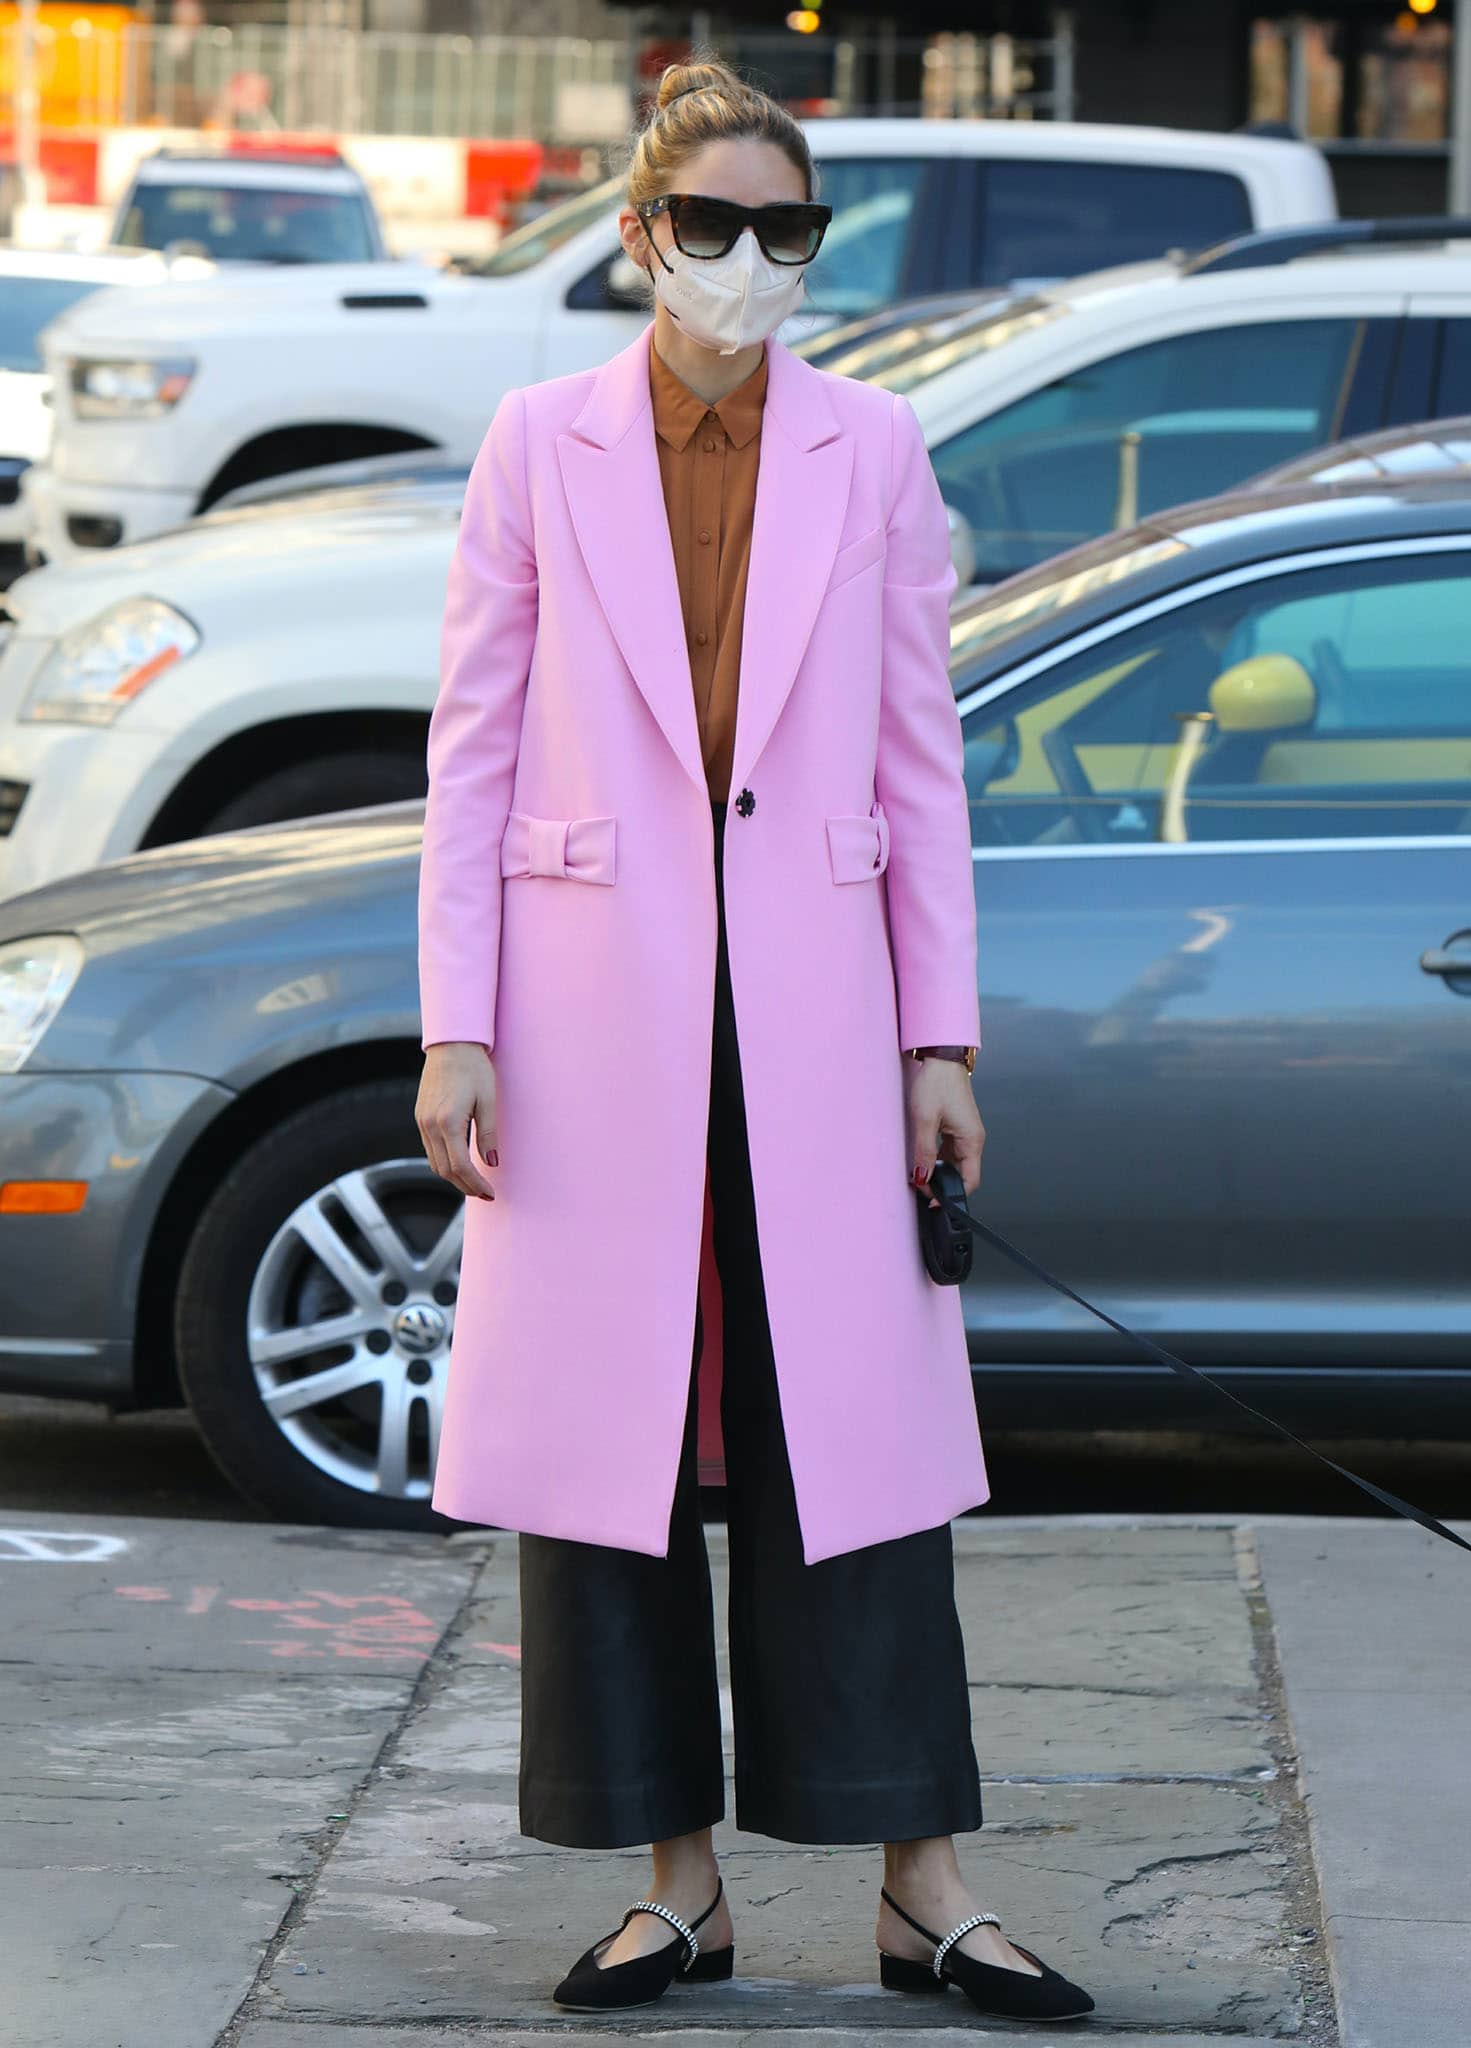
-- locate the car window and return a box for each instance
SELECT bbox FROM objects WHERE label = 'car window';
[962,550,1471,849]
[116,184,375,263]
[0,277,107,370]
[932,320,1363,583]
[1435,319,1471,414]
[976,161,1253,287]
[803,159,929,320]
[796,291,1065,391]
[1216,565,1470,730]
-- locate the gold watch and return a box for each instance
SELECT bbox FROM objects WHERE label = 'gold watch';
[906,1045,977,1074]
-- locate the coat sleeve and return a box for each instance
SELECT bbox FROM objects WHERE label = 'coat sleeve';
[418,386,538,1054]
[873,389,982,1053]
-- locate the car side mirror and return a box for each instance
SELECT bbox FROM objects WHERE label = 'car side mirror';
[606,251,647,306]
[945,502,977,593]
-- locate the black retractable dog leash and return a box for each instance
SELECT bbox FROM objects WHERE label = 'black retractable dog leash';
[916,1159,1471,1557]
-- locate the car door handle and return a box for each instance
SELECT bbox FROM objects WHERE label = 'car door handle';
[1420,947,1471,977]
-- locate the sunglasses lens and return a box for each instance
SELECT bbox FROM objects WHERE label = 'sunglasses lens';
[761,208,826,262]
[673,198,738,258]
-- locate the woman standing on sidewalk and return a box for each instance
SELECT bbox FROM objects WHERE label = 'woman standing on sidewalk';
[415,54,1094,2025]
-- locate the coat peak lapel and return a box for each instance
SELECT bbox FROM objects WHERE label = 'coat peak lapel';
[557,327,704,790]
[557,330,854,797]
[731,341,852,791]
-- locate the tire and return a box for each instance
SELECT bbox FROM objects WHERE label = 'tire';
[175,1079,465,1529]
[199,750,426,833]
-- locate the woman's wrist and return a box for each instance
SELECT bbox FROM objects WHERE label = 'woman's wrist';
[904,1044,977,1073]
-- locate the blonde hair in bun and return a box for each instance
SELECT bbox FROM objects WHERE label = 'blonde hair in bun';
[625,48,816,212]
[656,59,734,111]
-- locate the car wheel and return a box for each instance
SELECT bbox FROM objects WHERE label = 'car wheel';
[200,751,426,833]
[175,1079,463,1529]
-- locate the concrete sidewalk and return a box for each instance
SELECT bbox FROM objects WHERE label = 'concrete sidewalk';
[0,1505,1463,2048]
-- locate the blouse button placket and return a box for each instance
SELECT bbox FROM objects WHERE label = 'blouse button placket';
[691,414,724,707]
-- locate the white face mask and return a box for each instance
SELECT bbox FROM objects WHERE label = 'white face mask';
[649,226,806,357]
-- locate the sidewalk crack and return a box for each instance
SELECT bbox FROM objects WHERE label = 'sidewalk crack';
[211,1542,496,2048]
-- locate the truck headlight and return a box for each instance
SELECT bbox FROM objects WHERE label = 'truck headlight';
[0,935,83,1073]
[68,355,197,419]
[21,597,201,726]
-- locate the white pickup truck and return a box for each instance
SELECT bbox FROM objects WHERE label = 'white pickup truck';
[22,118,1335,564]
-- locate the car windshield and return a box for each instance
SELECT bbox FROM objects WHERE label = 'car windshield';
[810,291,1071,395]
[0,276,108,370]
[115,183,376,263]
[1251,424,1471,487]
[948,530,1191,677]
[474,176,624,277]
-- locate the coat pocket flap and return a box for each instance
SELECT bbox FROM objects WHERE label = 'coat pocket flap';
[500,812,618,884]
[825,800,890,883]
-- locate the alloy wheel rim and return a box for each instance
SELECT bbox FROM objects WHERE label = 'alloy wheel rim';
[245,1158,462,1498]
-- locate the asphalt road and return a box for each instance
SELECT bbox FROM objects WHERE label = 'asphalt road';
[2,1390,1467,1526]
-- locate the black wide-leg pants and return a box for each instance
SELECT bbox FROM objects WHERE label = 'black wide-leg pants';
[517,797,984,1849]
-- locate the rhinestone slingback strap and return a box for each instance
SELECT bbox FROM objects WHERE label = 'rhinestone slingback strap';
[622,1876,724,1973]
[932,1911,1004,1978]
[881,1886,1002,1978]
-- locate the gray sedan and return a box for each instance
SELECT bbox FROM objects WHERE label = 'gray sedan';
[2,472,1469,1528]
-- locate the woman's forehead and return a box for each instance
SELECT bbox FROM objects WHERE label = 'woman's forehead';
[669,137,807,205]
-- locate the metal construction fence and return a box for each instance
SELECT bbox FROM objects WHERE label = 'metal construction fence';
[0,16,1076,144]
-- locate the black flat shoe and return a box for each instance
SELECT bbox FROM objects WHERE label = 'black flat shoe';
[878,1885,1096,2023]
[552,1874,734,2012]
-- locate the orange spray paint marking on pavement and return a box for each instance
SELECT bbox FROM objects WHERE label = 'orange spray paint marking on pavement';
[111,1582,445,1664]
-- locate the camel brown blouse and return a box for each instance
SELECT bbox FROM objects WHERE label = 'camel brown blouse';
[648,338,768,805]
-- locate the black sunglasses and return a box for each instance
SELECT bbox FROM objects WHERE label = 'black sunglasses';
[636,193,833,266]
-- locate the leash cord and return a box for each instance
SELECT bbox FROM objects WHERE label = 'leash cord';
[936,1192,1471,1558]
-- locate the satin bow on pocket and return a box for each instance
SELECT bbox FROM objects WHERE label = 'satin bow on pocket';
[499,812,619,884]
[825,799,890,883]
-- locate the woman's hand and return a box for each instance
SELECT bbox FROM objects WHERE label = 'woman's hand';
[904,1055,985,1208]
[416,1043,499,1202]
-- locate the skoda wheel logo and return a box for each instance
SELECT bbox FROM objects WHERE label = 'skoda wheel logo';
[394,1302,447,1355]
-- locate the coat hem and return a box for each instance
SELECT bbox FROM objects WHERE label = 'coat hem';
[428,1484,992,1562]
[796,1485,991,1567]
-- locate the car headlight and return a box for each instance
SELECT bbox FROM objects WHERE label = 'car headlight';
[21,596,201,726]
[68,355,197,419]
[0,935,83,1074]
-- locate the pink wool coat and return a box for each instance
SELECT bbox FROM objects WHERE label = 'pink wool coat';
[418,321,989,1563]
